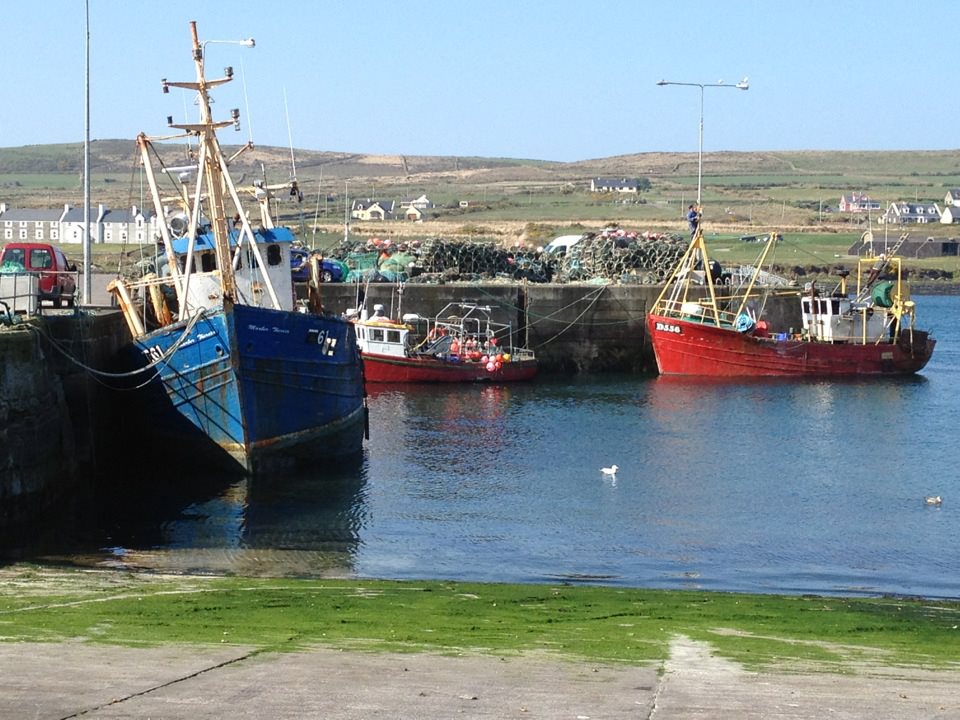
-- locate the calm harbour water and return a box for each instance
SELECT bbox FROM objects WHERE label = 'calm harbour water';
[37,296,960,597]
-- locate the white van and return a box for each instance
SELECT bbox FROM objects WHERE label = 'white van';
[542,234,584,257]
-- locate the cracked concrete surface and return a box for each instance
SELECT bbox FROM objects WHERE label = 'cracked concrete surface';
[2,637,958,719]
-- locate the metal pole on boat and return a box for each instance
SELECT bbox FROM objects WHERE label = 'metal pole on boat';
[656,78,749,207]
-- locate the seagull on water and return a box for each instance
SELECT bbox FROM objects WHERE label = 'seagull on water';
[601,464,618,476]
[925,495,942,506]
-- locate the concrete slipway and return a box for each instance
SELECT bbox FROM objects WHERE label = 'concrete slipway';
[1,637,957,718]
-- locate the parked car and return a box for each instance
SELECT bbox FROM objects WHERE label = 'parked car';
[0,242,77,307]
[290,247,347,283]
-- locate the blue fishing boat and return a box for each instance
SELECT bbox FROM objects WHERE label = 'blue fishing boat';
[110,22,366,473]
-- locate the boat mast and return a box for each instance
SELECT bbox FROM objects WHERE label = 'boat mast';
[153,23,285,313]
[189,22,237,303]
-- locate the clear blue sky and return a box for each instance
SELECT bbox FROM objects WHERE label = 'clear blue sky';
[1,0,956,162]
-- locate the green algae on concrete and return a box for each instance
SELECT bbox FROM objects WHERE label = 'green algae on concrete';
[0,565,958,672]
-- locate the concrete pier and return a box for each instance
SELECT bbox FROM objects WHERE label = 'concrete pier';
[0,308,129,529]
[0,320,76,527]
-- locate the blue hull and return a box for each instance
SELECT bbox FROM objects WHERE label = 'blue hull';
[135,303,366,473]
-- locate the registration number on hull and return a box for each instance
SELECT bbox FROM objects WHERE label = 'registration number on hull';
[655,321,682,334]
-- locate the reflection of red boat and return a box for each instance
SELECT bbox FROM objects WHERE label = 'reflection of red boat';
[353,302,538,383]
[647,231,935,377]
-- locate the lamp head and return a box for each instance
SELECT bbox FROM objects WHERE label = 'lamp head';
[656,79,667,86]
[735,77,750,90]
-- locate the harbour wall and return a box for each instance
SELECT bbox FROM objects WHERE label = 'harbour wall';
[0,322,76,528]
[319,282,800,373]
[0,310,129,529]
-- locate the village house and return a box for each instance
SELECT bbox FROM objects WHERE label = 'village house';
[590,177,642,193]
[403,205,425,222]
[61,204,154,244]
[940,206,960,224]
[838,192,881,213]
[350,199,395,222]
[879,201,941,225]
[399,194,432,210]
[944,189,960,208]
[1,203,156,245]
[0,203,69,242]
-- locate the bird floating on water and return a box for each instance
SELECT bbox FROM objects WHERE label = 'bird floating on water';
[601,465,618,476]
[924,495,942,506]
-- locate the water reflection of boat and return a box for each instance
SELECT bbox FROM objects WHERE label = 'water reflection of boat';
[109,22,366,473]
[353,301,537,383]
[647,230,936,376]
[101,464,367,577]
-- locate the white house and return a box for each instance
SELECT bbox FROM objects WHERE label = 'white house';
[879,202,941,225]
[351,199,395,222]
[940,206,960,224]
[61,204,154,244]
[400,194,432,210]
[1,203,156,245]
[590,177,641,193]
[404,205,425,221]
[0,203,69,242]
[944,189,960,208]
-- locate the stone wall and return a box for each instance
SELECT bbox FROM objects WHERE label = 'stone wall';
[320,283,799,373]
[0,322,75,527]
[0,311,130,530]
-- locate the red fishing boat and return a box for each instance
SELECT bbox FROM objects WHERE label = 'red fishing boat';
[647,230,935,377]
[353,301,538,383]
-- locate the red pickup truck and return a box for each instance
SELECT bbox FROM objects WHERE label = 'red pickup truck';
[0,242,78,308]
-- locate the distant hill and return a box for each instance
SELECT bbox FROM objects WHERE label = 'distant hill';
[3,141,960,185]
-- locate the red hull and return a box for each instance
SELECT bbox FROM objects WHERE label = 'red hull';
[362,353,538,383]
[647,314,935,377]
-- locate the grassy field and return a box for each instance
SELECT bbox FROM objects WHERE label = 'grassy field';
[5,145,960,278]
[1,565,958,672]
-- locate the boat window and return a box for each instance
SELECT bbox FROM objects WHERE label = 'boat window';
[370,329,384,342]
[200,252,216,272]
[831,299,841,315]
[267,244,282,266]
[387,330,401,343]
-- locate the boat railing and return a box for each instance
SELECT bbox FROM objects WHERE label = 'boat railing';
[507,347,537,362]
[729,265,794,288]
[654,296,741,327]
[110,269,224,337]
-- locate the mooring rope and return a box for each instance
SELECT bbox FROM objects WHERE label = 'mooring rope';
[27,307,207,388]
[531,284,609,349]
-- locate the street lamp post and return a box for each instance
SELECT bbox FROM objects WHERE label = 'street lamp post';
[200,37,256,59]
[656,78,749,208]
